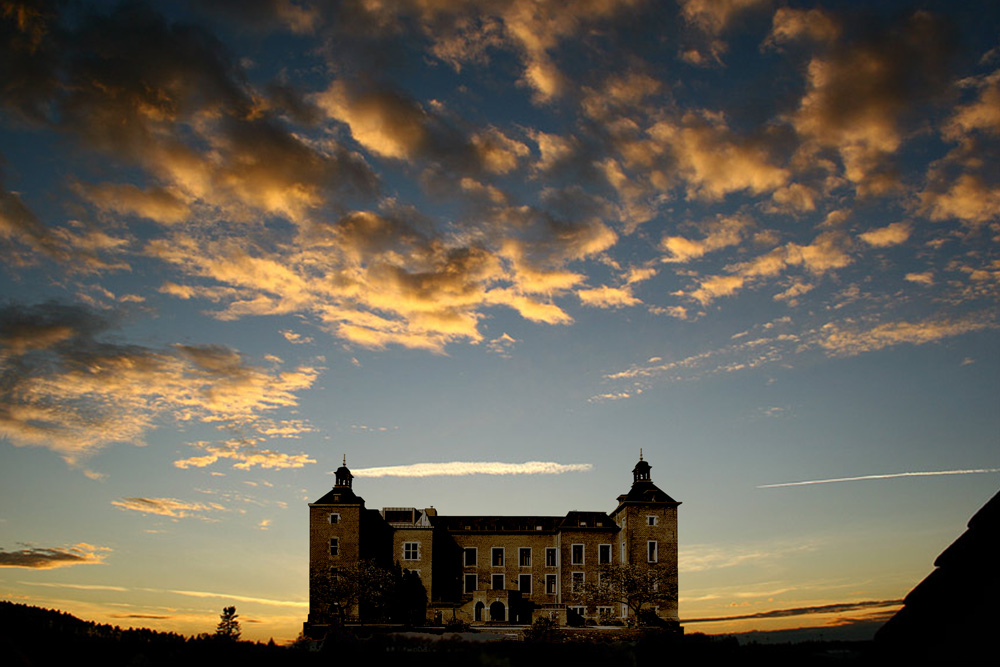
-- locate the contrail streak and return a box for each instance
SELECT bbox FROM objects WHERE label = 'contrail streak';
[758,468,1000,488]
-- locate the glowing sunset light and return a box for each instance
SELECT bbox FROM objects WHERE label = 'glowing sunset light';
[1,0,998,644]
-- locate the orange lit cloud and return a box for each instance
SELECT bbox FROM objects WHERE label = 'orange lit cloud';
[0,303,318,465]
[111,497,225,519]
[859,222,911,248]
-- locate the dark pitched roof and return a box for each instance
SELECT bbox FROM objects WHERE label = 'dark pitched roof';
[874,487,1000,662]
[618,480,680,505]
[311,486,363,505]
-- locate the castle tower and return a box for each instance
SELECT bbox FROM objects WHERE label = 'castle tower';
[307,456,364,627]
[610,453,681,621]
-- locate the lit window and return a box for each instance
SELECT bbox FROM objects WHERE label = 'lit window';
[572,572,584,592]
[404,542,419,560]
[519,574,532,594]
[545,547,557,567]
[465,574,477,592]
[572,544,584,564]
[329,538,338,556]
[492,574,504,590]
[599,544,611,564]
[647,540,657,563]
[329,513,340,524]
[492,547,504,566]
[519,547,531,567]
[464,547,477,566]
[545,574,557,594]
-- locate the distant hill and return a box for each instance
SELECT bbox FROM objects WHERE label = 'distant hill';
[0,601,289,666]
[1,600,882,665]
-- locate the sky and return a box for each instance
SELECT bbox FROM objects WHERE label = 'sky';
[1,0,998,643]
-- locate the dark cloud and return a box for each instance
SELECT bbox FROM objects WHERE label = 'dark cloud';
[0,544,105,569]
[684,599,904,623]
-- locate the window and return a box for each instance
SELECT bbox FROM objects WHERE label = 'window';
[599,544,611,564]
[519,574,532,594]
[491,574,504,590]
[519,547,531,567]
[647,540,658,563]
[621,542,626,563]
[464,574,477,593]
[571,543,584,565]
[328,513,340,524]
[572,572,584,593]
[492,547,504,566]
[545,574,557,594]
[329,538,339,556]
[404,542,420,560]
[597,606,613,619]
[545,547,557,567]
[647,516,657,526]
[568,606,585,617]
[464,547,477,566]
[330,567,341,582]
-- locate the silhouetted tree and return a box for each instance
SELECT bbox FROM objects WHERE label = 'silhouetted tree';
[576,563,676,624]
[311,559,395,625]
[388,562,427,625]
[215,606,240,640]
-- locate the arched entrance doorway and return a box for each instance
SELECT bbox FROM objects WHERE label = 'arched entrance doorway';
[489,601,506,622]
[474,601,484,621]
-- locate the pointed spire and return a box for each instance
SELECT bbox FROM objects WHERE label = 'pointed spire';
[640,447,643,461]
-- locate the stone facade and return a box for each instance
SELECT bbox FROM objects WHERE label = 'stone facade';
[306,456,680,631]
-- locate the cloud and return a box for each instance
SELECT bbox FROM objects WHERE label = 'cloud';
[684,599,903,624]
[577,285,640,308]
[76,182,191,224]
[174,438,316,471]
[681,231,852,305]
[147,201,616,352]
[0,543,109,569]
[351,461,593,478]
[111,497,225,519]
[766,7,841,46]
[486,332,518,358]
[817,316,994,356]
[790,11,954,194]
[163,589,307,609]
[859,222,911,248]
[905,272,935,286]
[758,468,1000,489]
[681,539,815,573]
[602,313,994,392]
[661,215,752,263]
[647,111,790,200]
[0,302,319,464]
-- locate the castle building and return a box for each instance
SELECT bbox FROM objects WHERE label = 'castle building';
[306,455,680,630]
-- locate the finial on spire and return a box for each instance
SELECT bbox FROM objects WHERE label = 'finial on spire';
[640,448,643,461]
[343,454,346,466]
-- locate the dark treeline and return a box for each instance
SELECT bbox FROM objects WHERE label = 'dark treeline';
[0,601,900,666]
